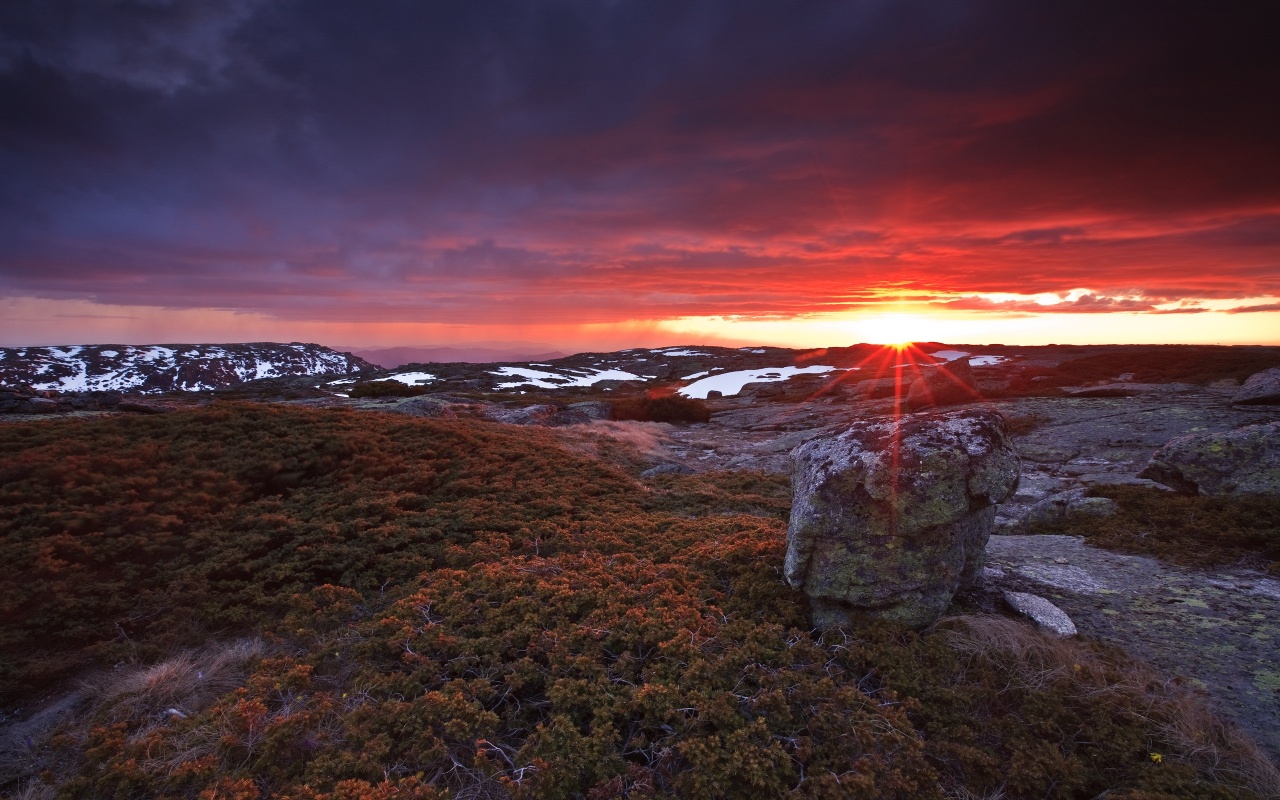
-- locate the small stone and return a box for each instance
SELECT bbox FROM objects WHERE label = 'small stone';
[1002,590,1077,636]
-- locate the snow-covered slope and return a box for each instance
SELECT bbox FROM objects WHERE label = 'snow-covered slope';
[0,343,375,394]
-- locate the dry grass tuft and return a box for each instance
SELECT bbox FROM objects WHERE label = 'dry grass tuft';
[85,637,267,720]
[938,615,1280,799]
[1,781,57,800]
[0,639,269,794]
[554,419,674,465]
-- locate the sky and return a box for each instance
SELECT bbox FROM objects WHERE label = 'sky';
[1,1,1278,351]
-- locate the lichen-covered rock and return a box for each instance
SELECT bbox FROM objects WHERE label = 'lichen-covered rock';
[566,401,613,421]
[843,375,916,400]
[1019,487,1118,530]
[484,404,559,426]
[1233,367,1280,405]
[1138,421,1280,495]
[394,395,463,419]
[906,359,979,410]
[785,409,1021,628]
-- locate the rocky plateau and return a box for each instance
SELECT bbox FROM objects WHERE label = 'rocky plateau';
[4,342,1280,763]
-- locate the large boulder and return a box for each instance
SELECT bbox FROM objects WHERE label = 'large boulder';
[785,409,1021,628]
[906,359,979,410]
[1233,367,1280,405]
[1138,422,1280,495]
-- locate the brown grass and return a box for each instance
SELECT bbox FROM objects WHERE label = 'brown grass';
[0,639,269,795]
[553,419,675,467]
[938,615,1280,799]
[83,638,267,719]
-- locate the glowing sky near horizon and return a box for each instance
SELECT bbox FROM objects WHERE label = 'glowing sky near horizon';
[2,2,1278,349]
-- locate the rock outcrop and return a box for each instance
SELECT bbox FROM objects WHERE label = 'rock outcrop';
[1018,488,1118,530]
[565,401,613,421]
[785,409,1021,628]
[1138,421,1280,495]
[1233,367,1280,405]
[906,359,979,410]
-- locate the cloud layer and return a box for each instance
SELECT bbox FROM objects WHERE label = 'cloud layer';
[2,1,1278,328]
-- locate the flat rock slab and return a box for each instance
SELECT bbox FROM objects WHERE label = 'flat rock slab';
[1002,590,1077,636]
[987,534,1280,763]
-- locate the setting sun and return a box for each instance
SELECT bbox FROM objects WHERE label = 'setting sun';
[861,313,925,346]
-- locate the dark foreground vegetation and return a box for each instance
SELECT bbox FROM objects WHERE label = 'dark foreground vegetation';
[609,395,711,424]
[1,406,1276,798]
[1028,486,1280,575]
[1003,346,1280,395]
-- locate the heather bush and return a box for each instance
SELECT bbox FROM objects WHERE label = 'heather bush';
[610,395,711,424]
[0,406,1272,798]
[347,380,429,398]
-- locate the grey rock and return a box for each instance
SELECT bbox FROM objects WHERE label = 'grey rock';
[785,409,1021,629]
[1002,590,1077,636]
[640,462,694,478]
[1233,366,1280,405]
[117,400,175,414]
[549,408,593,426]
[22,397,61,414]
[847,376,914,400]
[1139,421,1280,495]
[1062,383,1157,398]
[906,359,979,410]
[485,404,559,426]
[566,401,613,421]
[1019,488,1118,530]
[986,534,1280,761]
[394,395,462,419]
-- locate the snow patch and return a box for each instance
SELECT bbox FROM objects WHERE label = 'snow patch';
[141,346,175,363]
[679,365,838,399]
[493,365,644,389]
[386,371,437,386]
[970,355,1008,366]
[652,348,710,357]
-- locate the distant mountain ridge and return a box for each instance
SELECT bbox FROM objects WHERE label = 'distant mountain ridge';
[0,342,374,394]
[349,345,568,368]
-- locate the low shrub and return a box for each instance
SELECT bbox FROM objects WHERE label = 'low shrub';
[1023,485,1280,573]
[610,395,711,423]
[347,380,429,398]
[0,407,1273,798]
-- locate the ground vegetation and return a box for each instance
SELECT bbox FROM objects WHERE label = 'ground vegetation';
[0,406,1273,798]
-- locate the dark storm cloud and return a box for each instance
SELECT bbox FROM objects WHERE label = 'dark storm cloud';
[1,0,1278,323]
